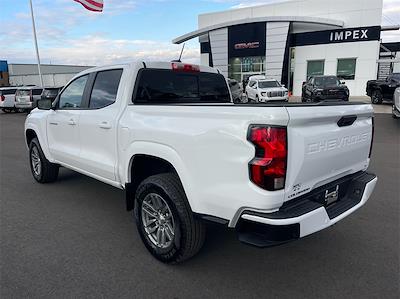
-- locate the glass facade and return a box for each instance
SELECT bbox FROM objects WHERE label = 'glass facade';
[228,56,266,82]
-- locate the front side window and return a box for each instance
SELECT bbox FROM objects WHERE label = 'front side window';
[89,69,123,109]
[337,58,356,80]
[134,69,230,103]
[307,60,324,79]
[59,75,88,109]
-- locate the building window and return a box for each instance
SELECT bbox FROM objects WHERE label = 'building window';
[337,58,356,80]
[307,60,324,79]
[228,56,266,82]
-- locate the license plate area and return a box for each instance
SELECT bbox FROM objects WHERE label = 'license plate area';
[311,180,351,206]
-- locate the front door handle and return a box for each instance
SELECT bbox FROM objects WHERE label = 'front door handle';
[68,119,76,126]
[99,121,112,129]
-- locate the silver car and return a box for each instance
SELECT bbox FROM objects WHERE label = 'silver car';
[15,86,43,111]
[393,87,400,119]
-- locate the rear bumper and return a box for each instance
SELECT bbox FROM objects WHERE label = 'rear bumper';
[0,102,15,108]
[237,172,377,247]
[15,102,33,109]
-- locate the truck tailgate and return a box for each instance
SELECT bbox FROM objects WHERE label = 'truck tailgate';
[284,104,373,202]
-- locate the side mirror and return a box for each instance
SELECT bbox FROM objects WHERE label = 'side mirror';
[341,81,346,85]
[302,81,306,86]
[37,99,52,110]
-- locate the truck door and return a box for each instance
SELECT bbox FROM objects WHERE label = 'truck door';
[78,69,123,181]
[47,75,88,167]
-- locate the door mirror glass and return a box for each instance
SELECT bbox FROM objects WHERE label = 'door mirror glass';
[341,81,346,85]
[37,99,52,110]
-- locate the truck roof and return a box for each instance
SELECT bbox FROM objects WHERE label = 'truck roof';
[78,61,219,76]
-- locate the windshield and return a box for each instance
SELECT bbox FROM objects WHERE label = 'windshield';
[258,81,281,88]
[314,77,340,87]
[43,88,60,96]
[390,74,400,82]
[16,90,31,96]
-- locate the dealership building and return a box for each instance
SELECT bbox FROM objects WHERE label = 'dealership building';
[173,0,399,96]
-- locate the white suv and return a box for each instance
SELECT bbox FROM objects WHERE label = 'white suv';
[0,87,18,113]
[246,76,288,102]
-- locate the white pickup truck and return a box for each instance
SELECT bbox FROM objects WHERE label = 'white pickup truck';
[25,61,377,263]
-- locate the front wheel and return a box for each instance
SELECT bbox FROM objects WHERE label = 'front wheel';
[29,138,59,183]
[134,173,206,263]
[371,90,383,104]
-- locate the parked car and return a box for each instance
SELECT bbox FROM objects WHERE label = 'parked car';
[15,86,43,111]
[246,76,288,102]
[302,75,349,102]
[227,79,242,103]
[366,73,400,104]
[25,61,377,263]
[393,87,400,118]
[41,86,63,103]
[0,87,18,113]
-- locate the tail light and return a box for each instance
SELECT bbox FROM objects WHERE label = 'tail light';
[247,125,287,191]
[0,95,4,101]
[369,117,374,158]
[172,62,200,72]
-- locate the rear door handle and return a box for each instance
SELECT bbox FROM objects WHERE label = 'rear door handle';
[99,121,112,129]
[68,119,77,126]
[49,122,58,125]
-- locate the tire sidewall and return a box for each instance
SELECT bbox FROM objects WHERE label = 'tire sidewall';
[29,139,43,182]
[134,183,183,263]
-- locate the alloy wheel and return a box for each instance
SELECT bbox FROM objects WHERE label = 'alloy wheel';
[31,146,41,176]
[141,193,175,249]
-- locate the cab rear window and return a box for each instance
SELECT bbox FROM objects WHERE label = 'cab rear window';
[133,69,230,104]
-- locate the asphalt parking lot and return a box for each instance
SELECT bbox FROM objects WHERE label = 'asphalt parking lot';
[1,111,399,298]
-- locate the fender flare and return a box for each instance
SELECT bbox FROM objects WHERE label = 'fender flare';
[121,141,196,210]
[25,123,54,162]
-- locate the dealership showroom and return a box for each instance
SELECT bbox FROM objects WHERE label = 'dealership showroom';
[1,0,399,298]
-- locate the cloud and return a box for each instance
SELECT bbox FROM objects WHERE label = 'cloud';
[2,35,200,65]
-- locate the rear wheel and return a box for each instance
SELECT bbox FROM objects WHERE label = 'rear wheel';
[134,173,206,263]
[371,90,383,104]
[29,138,59,183]
[2,108,12,113]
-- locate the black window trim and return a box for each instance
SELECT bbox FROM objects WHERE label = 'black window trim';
[131,68,231,105]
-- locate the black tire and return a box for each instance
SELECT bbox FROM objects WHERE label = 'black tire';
[2,108,12,113]
[29,137,59,183]
[255,94,259,102]
[371,90,383,104]
[134,173,206,264]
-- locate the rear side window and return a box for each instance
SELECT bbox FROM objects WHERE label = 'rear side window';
[1,89,17,95]
[134,69,230,104]
[32,89,43,95]
[89,69,123,109]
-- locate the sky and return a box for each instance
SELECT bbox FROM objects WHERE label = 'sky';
[0,0,399,66]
